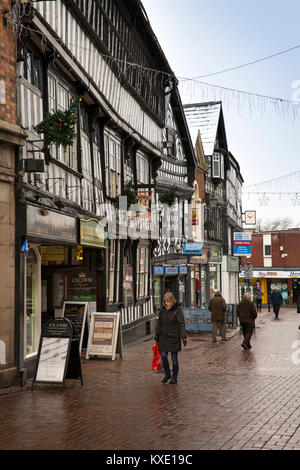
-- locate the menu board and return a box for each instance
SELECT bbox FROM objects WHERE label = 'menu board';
[35,337,70,384]
[86,312,122,361]
[62,302,88,353]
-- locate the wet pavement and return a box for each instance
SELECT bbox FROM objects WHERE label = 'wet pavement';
[0,307,300,450]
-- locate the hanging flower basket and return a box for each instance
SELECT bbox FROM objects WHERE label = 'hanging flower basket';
[204,220,216,231]
[158,187,177,207]
[112,180,138,210]
[33,97,81,151]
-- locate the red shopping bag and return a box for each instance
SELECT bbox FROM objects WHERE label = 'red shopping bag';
[152,341,163,371]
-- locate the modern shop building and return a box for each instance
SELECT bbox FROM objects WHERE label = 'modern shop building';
[240,230,300,305]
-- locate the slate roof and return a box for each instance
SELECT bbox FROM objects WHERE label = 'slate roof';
[183,101,222,156]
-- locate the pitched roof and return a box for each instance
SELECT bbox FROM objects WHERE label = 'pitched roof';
[194,130,208,173]
[184,101,222,156]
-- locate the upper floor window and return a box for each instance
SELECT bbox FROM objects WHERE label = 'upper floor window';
[104,131,121,198]
[212,153,224,180]
[47,74,77,170]
[19,46,43,91]
[164,128,177,158]
[264,245,272,256]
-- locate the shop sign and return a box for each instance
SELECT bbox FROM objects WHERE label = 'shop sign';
[32,318,83,388]
[154,266,164,276]
[80,218,106,249]
[68,270,96,301]
[190,248,208,264]
[179,267,188,274]
[183,243,202,255]
[165,266,179,275]
[86,312,123,361]
[27,204,77,243]
[233,232,252,256]
[62,302,89,354]
[227,256,240,272]
[209,245,222,263]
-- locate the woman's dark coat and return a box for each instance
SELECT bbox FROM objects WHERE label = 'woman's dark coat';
[155,303,187,352]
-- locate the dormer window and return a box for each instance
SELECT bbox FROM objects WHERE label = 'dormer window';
[212,152,224,180]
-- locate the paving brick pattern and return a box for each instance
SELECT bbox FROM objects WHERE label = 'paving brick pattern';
[0,308,300,450]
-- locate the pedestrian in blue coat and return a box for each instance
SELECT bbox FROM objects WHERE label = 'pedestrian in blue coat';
[270,287,283,320]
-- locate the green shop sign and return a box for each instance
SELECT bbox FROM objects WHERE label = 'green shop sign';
[227,256,240,272]
[80,218,106,249]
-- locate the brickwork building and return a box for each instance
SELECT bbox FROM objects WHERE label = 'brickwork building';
[0,0,25,387]
[240,230,300,306]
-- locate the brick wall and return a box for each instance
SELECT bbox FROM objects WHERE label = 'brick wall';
[0,0,17,124]
[243,231,300,268]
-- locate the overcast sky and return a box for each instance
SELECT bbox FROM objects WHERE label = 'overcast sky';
[142,0,300,226]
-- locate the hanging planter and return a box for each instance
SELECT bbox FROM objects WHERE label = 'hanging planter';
[158,187,177,207]
[33,96,81,151]
[111,180,138,210]
[204,220,216,231]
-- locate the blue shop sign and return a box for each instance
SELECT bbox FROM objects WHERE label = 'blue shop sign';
[183,243,202,255]
[233,245,252,256]
[165,267,179,275]
[179,266,188,274]
[153,266,164,276]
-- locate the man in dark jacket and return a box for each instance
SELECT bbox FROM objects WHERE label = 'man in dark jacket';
[155,292,187,384]
[237,293,257,349]
[208,291,228,343]
[270,287,283,320]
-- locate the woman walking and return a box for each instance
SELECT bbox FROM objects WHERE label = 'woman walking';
[155,292,187,384]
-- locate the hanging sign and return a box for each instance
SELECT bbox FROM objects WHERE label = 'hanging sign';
[62,301,88,353]
[233,232,252,256]
[32,318,83,388]
[183,243,203,255]
[80,218,106,248]
[86,312,122,361]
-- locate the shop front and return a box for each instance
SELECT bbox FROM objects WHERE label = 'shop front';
[153,264,191,313]
[16,204,106,379]
[190,248,209,308]
[239,269,300,306]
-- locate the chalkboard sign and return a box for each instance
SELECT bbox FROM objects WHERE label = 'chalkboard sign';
[32,318,83,389]
[86,312,122,361]
[62,302,88,353]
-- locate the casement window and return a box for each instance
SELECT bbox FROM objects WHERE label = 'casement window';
[136,246,149,299]
[212,153,225,179]
[136,153,149,185]
[164,128,177,158]
[109,240,120,303]
[20,46,43,91]
[47,74,77,170]
[104,131,121,198]
[264,245,272,256]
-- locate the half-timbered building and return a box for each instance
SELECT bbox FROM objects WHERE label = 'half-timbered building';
[12,0,194,380]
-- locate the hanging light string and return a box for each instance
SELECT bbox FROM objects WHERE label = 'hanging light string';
[5,2,300,120]
[180,44,300,80]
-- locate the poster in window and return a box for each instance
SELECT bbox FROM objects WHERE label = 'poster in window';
[68,270,96,301]
[123,267,134,305]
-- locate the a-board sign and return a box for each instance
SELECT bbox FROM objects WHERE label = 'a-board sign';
[62,301,88,353]
[86,312,123,361]
[32,318,83,389]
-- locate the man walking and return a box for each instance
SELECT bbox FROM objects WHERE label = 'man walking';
[208,291,228,343]
[254,283,264,312]
[270,287,283,320]
[237,293,257,350]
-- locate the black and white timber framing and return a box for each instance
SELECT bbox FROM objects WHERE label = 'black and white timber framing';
[14,0,196,375]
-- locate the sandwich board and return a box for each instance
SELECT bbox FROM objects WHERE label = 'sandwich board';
[86,312,123,361]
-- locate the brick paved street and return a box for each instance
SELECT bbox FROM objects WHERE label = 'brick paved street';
[0,308,300,450]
